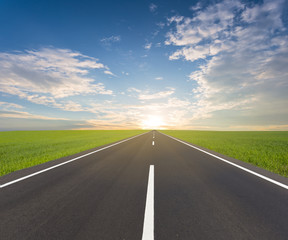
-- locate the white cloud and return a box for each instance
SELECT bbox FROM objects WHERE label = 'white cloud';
[155,42,161,48]
[61,101,86,112]
[128,87,175,100]
[139,90,174,100]
[155,77,163,80]
[0,110,68,120]
[78,120,137,130]
[104,70,116,76]
[0,101,24,110]
[156,22,165,29]
[100,35,121,44]
[169,45,210,61]
[190,2,202,11]
[127,87,141,93]
[149,3,157,13]
[144,42,152,50]
[166,0,243,49]
[165,0,288,127]
[0,47,113,106]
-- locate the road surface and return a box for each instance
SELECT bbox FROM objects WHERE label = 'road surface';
[0,131,288,239]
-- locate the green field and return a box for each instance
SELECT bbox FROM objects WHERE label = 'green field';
[0,130,147,177]
[161,130,288,177]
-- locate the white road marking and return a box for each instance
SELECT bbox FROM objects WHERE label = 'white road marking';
[0,132,149,189]
[161,132,288,191]
[142,165,154,240]
[152,141,155,146]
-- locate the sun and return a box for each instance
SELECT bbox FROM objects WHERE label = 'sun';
[141,115,166,129]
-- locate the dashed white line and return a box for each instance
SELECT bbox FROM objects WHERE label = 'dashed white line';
[0,132,149,189]
[142,165,154,240]
[161,132,288,191]
[152,141,155,146]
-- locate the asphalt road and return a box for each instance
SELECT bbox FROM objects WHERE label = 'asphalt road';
[0,131,288,239]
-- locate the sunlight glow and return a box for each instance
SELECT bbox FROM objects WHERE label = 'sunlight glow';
[141,115,166,129]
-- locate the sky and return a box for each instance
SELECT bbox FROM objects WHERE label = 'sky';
[0,0,288,131]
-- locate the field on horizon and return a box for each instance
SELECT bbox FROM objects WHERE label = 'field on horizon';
[0,130,147,177]
[161,130,288,177]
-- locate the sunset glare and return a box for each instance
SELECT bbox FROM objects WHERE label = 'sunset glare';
[141,116,166,129]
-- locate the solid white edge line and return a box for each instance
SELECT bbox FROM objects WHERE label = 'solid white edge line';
[142,165,154,240]
[0,132,149,189]
[160,132,288,191]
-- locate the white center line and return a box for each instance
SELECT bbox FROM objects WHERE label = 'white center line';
[142,165,154,240]
[152,141,155,146]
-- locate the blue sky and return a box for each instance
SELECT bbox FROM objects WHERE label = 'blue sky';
[0,0,288,130]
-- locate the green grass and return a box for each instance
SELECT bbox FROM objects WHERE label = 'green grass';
[160,130,288,177]
[0,130,148,177]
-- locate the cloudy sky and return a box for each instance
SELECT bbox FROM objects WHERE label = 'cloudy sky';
[0,0,288,130]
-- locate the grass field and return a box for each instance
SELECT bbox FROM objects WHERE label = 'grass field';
[161,130,288,177]
[0,130,147,177]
